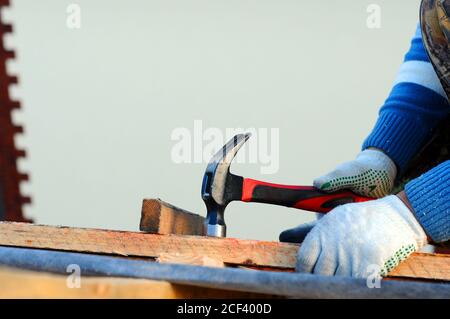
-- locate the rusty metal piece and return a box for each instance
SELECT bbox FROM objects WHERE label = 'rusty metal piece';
[0,0,31,222]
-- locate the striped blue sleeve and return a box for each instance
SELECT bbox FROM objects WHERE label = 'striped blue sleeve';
[362,24,450,173]
[405,161,450,243]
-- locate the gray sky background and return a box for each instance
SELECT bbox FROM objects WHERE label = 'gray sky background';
[6,0,421,240]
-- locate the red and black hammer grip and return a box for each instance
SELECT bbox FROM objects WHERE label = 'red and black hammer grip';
[241,178,374,213]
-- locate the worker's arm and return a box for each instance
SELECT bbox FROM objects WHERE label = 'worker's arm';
[363,24,449,173]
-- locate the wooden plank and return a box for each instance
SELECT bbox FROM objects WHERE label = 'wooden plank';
[0,222,448,281]
[0,222,297,269]
[0,266,275,298]
[140,199,205,236]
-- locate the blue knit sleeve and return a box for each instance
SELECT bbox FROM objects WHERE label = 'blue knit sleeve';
[405,161,450,243]
[362,25,450,173]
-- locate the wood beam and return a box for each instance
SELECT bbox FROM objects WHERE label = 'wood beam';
[140,199,205,236]
[0,222,448,281]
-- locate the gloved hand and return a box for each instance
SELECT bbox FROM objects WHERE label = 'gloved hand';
[314,148,397,198]
[279,148,397,244]
[295,195,427,278]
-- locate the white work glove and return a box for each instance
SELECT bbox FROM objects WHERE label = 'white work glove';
[296,195,428,278]
[314,149,397,198]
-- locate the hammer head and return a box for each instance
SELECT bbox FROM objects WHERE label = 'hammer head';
[201,133,251,237]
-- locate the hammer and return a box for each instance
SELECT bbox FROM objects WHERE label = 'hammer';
[201,133,374,237]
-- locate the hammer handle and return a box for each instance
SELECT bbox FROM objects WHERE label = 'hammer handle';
[241,178,374,213]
